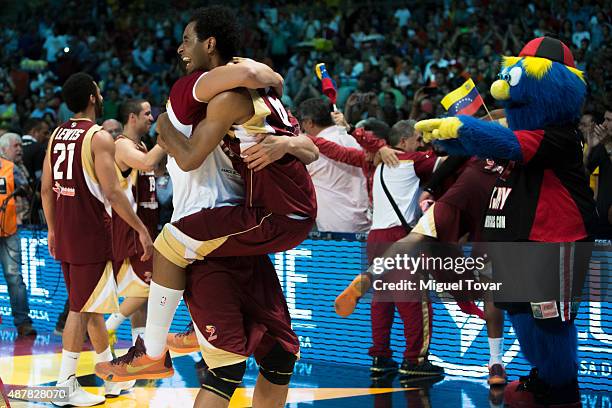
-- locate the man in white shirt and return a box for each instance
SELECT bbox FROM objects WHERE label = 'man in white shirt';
[366,120,444,380]
[297,98,371,233]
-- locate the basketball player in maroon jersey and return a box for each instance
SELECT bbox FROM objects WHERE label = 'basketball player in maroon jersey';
[105,99,166,350]
[96,6,317,407]
[41,73,153,405]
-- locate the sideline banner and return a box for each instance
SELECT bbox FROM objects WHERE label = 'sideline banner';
[0,228,609,392]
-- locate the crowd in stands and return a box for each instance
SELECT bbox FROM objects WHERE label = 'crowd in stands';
[0,0,610,234]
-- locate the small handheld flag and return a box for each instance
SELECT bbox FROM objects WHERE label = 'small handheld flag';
[315,63,337,109]
[440,78,485,117]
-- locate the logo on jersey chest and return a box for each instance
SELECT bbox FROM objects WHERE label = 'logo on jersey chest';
[52,182,75,199]
[488,187,512,211]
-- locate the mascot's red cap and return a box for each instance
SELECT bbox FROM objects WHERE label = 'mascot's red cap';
[519,37,576,68]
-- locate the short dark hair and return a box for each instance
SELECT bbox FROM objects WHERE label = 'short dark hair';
[119,99,147,125]
[23,118,46,134]
[189,6,240,61]
[296,98,334,128]
[62,73,96,113]
[388,120,417,147]
[356,118,390,142]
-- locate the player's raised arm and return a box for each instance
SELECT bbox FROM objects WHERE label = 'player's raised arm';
[115,140,166,172]
[91,129,153,260]
[194,58,284,103]
[158,90,253,171]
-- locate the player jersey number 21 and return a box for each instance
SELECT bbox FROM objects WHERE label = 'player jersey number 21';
[53,143,76,180]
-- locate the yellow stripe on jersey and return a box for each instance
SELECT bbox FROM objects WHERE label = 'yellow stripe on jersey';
[81,125,103,183]
[227,89,272,139]
[115,165,138,191]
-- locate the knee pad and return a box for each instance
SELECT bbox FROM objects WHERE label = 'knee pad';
[202,361,246,401]
[259,342,297,385]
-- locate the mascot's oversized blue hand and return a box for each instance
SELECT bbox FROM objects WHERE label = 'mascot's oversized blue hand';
[438,115,523,161]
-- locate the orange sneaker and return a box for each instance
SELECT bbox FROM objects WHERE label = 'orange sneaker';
[95,336,174,382]
[167,322,200,353]
[488,363,508,385]
[334,274,371,317]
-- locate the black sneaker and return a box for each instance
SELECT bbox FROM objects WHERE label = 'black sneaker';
[399,360,444,379]
[370,357,398,375]
[17,323,37,337]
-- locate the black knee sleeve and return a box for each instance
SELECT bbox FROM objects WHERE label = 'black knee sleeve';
[259,342,297,385]
[202,361,246,401]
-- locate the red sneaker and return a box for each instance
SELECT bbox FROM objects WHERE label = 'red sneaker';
[167,323,200,354]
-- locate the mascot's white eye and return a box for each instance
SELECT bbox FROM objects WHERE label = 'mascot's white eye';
[508,67,522,86]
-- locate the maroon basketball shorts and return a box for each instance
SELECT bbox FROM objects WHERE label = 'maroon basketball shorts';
[412,201,483,242]
[113,254,152,298]
[184,254,300,369]
[154,206,313,268]
[62,261,118,313]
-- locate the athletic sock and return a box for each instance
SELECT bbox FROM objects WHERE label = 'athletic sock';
[488,337,504,367]
[58,349,80,383]
[95,347,113,364]
[132,327,146,346]
[144,281,183,358]
[105,313,127,331]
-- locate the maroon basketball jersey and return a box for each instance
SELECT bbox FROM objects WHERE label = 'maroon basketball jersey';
[223,88,318,217]
[112,139,159,261]
[49,118,112,263]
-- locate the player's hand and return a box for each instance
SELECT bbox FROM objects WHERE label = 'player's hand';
[232,57,284,96]
[419,191,435,212]
[376,146,401,167]
[47,230,56,259]
[138,229,154,262]
[416,117,463,142]
[331,111,350,131]
[593,124,606,146]
[143,271,152,284]
[243,134,289,171]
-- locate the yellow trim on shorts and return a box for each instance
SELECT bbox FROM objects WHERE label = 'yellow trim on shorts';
[191,320,248,370]
[80,261,119,313]
[412,203,438,239]
[154,227,193,268]
[155,212,275,267]
[116,258,150,298]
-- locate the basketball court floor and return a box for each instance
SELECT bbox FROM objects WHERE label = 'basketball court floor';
[1,327,502,408]
[1,327,611,407]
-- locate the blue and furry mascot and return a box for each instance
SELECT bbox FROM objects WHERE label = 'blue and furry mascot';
[417,37,595,407]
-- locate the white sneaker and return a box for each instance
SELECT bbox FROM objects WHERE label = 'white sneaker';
[52,375,105,406]
[104,379,136,397]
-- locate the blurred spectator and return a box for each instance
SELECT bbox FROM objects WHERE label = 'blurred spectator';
[21,118,49,182]
[0,93,17,130]
[586,107,612,239]
[0,132,35,337]
[102,119,123,139]
[297,98,370,233]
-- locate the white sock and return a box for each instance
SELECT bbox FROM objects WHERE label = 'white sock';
[95,347,113,364]
[144,281,183,358]
[58,349,79,383]
[488,337,504,366]
[132,327,146,346]
[106,313,127,331]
